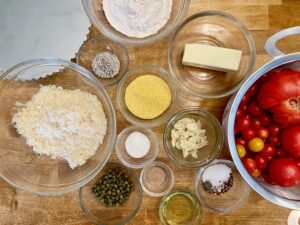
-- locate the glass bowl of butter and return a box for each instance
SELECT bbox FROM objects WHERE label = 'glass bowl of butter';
[168,11,256,99]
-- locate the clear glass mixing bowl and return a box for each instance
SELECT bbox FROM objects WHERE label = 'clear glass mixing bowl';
[168,11,256,99]
[82,0,190,46]
[0,58,116,195]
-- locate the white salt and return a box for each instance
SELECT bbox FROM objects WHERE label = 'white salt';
[125,131,150,158]
[202,164,232,188]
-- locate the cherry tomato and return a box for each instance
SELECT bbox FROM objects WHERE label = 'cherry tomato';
[242,157,257,173]
[269,124,281,136]
[241,105,247,112]
[269,136,279,145]
[240,94,250,106]
[236,117,251,132]
[248,137,264,152]
[244,114,251,120]
[257,127,270,139]
[269,157,300,187]
[235,138,247,147]
[280,125,300,158]
[260,144,276,157]
[234,127,239,135]
[275,147,286,157]
[236,108,243,119]
[251,168,262,177]
[242,128,256,140]
[266,155,274,161]
[236,144,246,158]
[251,118,262,130]
[260,113,272,126]
[248,101,263,116]
[254,155,267,169]
[247,84,259,97]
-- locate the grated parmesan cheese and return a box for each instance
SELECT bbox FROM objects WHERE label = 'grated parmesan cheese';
[12,85,107,169]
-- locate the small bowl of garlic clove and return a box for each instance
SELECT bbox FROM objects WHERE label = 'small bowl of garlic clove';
[163,108,224,168]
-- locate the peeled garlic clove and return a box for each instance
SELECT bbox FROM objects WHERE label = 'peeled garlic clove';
[186,122,199,131]
[171,129,180,139]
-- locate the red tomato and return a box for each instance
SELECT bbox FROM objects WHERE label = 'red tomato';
[260,144,276,157]
[247,84,259,98]
[251,118,262,130]
[280,125,300,158]
[257,127,270,139]
[254,155,267,169]
[268,136,279,145]
[260,114,272,126]
[242,128,256,140]
[257,69,300,125]
[236,117,251,132]
[269,124,281,136]
[240,94,250,106]
[236,108,243,119]
[266,155,274,161]
[248,101,263,116]
[242,157,257,173]
[236,138,247,147]
[269,158,300,187]
[275,147,286,157]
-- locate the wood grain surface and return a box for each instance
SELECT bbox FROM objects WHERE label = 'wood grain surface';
[1,0,300,224]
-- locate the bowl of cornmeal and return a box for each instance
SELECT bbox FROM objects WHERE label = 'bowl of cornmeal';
[117,65,178,128]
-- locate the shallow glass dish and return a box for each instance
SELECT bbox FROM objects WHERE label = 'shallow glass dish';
[116,126,159,169]
[79,162,143,225]
[117,65,178,128]
[163,108,223,168]
[195,159,250,215]
[77,34,129,87]
[159,189,203,225]
[168,11,256,99]
[0,58,116,195]
[82,0,190,46]
[140,162,174,197]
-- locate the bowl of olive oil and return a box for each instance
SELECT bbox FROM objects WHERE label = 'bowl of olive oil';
[159,190,203,225]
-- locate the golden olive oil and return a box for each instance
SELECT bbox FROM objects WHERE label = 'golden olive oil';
[160,190,202,225]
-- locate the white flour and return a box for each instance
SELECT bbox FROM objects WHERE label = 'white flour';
[102,0,173,38]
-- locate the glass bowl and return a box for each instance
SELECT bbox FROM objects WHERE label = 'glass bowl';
[77,34,129,87]
[159,189,203,225]
[140,161,175,197]
[79,162,143,225]
[116,126,159,169]
[82,0,190,46]
[117,65,178,128]
[168,11,256,99]
[195,159,250,215]
[163,108,223,168]
[0,58,116,195]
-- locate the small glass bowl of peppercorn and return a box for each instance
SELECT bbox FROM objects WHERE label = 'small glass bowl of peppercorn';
[77,34,129,87]
[79,162,143,225]
[195,159,250,215]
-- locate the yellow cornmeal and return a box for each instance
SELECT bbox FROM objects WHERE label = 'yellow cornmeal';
[125,75,172,120]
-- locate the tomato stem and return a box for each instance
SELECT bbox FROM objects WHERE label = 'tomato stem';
[289,97,300,110]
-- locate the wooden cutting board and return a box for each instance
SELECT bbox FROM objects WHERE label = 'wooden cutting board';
[1,0,300,224]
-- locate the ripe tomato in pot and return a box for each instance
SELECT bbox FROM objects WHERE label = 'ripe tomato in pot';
[280,125,300,158]
[257,69,300,125]
[269,157,300,187]
[260,144,276,157]
[242,157,257,173]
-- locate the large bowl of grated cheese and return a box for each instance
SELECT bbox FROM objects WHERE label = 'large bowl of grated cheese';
[0,58,116,195]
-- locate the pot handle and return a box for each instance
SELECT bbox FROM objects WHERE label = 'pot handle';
[264,26,300,58]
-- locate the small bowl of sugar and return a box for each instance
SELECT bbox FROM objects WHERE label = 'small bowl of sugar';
[116,126,159,169]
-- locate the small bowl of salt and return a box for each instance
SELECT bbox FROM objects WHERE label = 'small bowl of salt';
[77,34,129,87]
[195,159,250,215]
[116,126,159,169]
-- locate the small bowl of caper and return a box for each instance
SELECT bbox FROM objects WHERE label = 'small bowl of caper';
[79,162,143,225]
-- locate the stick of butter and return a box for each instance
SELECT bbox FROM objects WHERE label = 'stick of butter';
[182,43,242,72]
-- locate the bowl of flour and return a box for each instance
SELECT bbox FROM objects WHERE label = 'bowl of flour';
[82,0,190,45]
